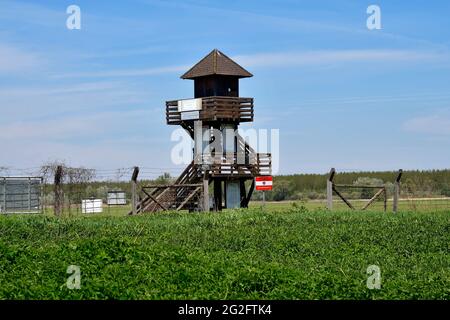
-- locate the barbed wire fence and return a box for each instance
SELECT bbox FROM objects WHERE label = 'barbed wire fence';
[0,163,185,216]
[326,168,450,213]
[1,164,449,215]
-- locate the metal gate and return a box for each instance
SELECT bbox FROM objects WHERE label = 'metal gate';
[0,177,43,214]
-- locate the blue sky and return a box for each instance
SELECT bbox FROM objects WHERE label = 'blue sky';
[0,0,449,178]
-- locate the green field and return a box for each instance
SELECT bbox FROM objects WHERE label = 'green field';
[0,207,448,300]
[250,199,450,213]
[39,197,450,216]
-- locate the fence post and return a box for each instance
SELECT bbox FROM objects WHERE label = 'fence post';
[54,165,63,216]
[327,168,335,210]
[131,166,139,215]
[203,171,209,212]
[393,169,403,214]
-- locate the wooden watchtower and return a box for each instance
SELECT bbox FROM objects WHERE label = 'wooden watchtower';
[135,49,271,212]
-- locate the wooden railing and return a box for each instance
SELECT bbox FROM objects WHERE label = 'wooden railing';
[166,96,254,124]
[195,152,271,177]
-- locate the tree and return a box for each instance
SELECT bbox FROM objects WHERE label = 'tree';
[39,161,96,215]
[272,180,294,201]
[354,177,384,199]
[154,172,173,185]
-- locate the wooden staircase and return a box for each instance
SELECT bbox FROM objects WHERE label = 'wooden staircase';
[130,125,270,214]
[128,160,204,214]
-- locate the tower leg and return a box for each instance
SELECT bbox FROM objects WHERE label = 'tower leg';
[214,179,222,211]
[203,173,209,212]
[240,179,247,208]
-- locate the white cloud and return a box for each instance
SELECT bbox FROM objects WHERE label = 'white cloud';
[0,109,158,140]
[55,49,449,79]
[0,81,124,96]
[0,0,63,28]
[0,43,40,72]
[233,50,448,68]
[53,65,187,79]
[403,113,450,135]
[0,139,177,175]
[0,110,178,174]
[0,81,152,122]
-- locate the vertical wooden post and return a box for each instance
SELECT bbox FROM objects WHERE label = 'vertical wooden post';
[54,165,63,216]
[239,179,246,209]
[327,168,335,210]
[131,166,139,215]
[203,171,209,212]
[393,169,403,214]
[262,190,266,209]
[383,187,387,212]
[214,179,222,211]
[393,184,399,213]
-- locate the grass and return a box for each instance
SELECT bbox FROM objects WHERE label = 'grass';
[39,197,450,217]
[0,207,448,300]
[251,198,450,212]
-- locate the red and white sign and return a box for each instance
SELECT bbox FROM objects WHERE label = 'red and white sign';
[255,176,273,191]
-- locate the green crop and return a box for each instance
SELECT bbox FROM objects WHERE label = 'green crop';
[0,208,448,299]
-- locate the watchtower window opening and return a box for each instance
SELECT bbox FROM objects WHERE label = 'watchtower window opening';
[194,75,239,98]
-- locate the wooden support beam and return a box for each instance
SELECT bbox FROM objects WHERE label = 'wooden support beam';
[142,183,202,188]
[361,188,385,210]
[142,188,167,211]
[332,185,355,210]
[214,179,222,211]
[327,168,336,210]
[130,166,139,216]
[139,192,164,213]
[328,168,336,182]
[177,187,201,211]
[327,180,333,210]
[203,171,210,212]
[239,179,246,208]
[54,165,63,216]
[129,187,158,215]
[241,179,255,208]
[393,169,403,214]
[334,184,385,189]
[396,169,403,183]
[393,183,400,213]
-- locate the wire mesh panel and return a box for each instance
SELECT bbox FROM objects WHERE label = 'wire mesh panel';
[330,185,387,211]
[400,180,450,212]
[326,170,450,213]
[0,177,43,214]
[107,191,127,205]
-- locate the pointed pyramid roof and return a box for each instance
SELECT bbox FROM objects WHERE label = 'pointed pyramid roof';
[181,49,253,79]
